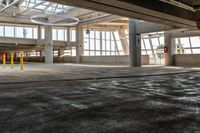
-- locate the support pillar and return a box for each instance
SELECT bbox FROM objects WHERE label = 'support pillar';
[44,26,53,64]
[40,50,44,62]
[15,51,21,62]
[40,50,45,57]
[58,48,65,62]
[164,32,176,66]
[76,26,83,63]
[129,19,141,67]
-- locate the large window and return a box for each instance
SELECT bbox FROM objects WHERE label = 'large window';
[131,33,165,65]
[5,26,14,37]
[24,27,33,39]
[0,26,4,36]
[70,29,76,42]
[15,27,24,38]
[176,37,200,54]
[83,30,124,56]
[52,28,67,41]
[0,24,38,39]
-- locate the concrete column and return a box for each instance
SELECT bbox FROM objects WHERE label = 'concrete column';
[164,32,176,66]
[76,26,83,63]
[40,50,45,57]
[129,19,141,67]
[25,51,31,62]
[39,50,44,62]
[58,48,64,62]
[59,48,65,57]
[44,25,53,64]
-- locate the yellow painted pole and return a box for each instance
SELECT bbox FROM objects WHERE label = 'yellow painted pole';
[10,53,14,69]
[2,53,6,68]
[20,52,24,70]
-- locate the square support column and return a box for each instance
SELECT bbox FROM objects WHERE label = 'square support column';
[76,26,83,63]
[44,26,53,64]
[59,48,65,57]
[40,50,44,62]
[129,19,141,67]
[58,48,65,63]
[164,32,176,66]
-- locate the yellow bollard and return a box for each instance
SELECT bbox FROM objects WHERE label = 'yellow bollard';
[2,53,6,68]
[20,52,24,70]
[10,53,14,69]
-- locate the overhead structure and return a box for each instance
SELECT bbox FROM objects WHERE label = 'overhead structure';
[30,14,79,26]
[46,0,200,29]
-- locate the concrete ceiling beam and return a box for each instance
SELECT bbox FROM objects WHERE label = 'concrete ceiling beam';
[171,29,200,38]
[47,0,196,28]
[48,8,95,23]
[79,15,121,26]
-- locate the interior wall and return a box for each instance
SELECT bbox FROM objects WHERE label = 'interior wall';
[174,54,200,66]
[80,55,149,65]
[12,55,149,65]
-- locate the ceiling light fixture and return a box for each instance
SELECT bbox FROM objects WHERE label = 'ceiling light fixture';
[30,14,79,26]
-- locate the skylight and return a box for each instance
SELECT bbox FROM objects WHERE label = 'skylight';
[20,0,74,14]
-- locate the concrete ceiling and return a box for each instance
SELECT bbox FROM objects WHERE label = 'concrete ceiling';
[0,0,177,33]
[46,0,200,29]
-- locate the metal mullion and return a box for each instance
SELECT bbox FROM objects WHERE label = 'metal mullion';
[94,30,96,56]
[89,32,90,56]
[188,37,193,54]
[32,28,34,39]
[110,31,112,56]
[142,38,147,55]
[149,38,156,63]
[100,31,102,55]
[104,31,106,56]
[112,31,119,56]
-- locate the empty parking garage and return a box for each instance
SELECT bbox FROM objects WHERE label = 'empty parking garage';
[0,0,200,133]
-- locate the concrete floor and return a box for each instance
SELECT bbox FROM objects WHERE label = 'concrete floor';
[0,63,200,133]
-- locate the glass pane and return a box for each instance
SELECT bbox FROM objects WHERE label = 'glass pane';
[52,29,57,40]
[41,28,45,39]
[24,27,33,38]
[0,26,4,36]
[5,26,14,37]
[190,37,200,47]
[193,49,200,54]
[70,29,76,42]
[57,29,64,41]
[33,28,38,39]
[15,27,24,38]
[180,38,190,48]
